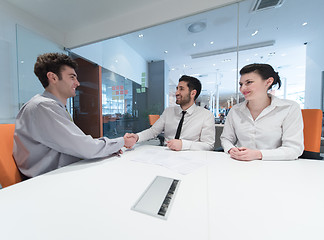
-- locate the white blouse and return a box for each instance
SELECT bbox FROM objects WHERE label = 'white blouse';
[220,95,304,160]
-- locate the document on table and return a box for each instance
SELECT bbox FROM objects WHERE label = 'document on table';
[129,147,207,174]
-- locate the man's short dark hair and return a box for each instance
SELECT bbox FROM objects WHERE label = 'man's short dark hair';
[34,53,78,88]
[179,75,202,100]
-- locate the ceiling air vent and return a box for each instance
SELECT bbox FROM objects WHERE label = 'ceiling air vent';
[251,0,285,12]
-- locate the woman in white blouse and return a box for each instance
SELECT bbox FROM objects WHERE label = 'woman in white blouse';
[220,63,304,161]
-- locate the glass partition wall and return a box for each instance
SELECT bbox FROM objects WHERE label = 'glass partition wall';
[71,0,324,136]
[101,68,144,138]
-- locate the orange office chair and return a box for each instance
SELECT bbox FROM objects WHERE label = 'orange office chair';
[300,109,323,159]
[0,124,23,188]
[148,115,160,125]
[148,114,164,146]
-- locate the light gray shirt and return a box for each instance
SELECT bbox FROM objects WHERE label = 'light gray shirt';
[137,104,215,150]
[220,95,304,160]
[13,91,124,177]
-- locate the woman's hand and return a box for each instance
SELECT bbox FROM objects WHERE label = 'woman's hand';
[229,147,262,161]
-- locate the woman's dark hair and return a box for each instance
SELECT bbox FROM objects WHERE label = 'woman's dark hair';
[34,53,78,88]
[179,75,202,100]
[239,63,281,90]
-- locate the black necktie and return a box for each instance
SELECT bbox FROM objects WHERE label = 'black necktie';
[175,111,186,139]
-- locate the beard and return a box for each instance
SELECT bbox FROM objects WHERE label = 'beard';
[176,93,191,106]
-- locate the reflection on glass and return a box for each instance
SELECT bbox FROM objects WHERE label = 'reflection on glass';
[102,68,148,138]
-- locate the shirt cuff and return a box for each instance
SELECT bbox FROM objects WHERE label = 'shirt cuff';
[260,149,297,161]
[137,132,144,142]
[181,139,191,150]
[222,142,235,154]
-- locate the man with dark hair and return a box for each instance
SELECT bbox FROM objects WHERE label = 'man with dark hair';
[129,75,215,151]
[13,53,136,178]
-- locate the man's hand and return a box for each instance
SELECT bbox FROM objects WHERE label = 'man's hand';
[166,139,182,151]
[125,133,139,142]
[229,147,262,161]
[123,133,137,148]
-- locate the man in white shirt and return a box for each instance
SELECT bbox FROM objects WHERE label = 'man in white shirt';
[130,75,215,151]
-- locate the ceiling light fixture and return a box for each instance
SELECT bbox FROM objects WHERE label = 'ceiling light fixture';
[302,22,308,26]
[138,34,144,38]
[251,30,259,36]
[191,40,275,59]
[193,43,197,47]
[187,21,207,33]
[164,50,168,54]
[222,59,231,62]
[210,41,214,45]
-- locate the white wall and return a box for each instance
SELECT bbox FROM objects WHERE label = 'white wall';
[72,37,147,85]
[16,25,65,107]
[0,0,65,123]
[305,32,324,109]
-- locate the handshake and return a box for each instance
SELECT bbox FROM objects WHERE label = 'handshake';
[123,133,183,151]
[123,133,139,149]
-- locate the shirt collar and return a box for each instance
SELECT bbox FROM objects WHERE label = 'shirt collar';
[239,94,290,112]
[42,90,66,109]
[176,103,197,115]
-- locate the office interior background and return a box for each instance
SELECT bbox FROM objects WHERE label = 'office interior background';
[1,0,324,139]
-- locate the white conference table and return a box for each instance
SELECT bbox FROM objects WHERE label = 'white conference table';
[0,145,323,240]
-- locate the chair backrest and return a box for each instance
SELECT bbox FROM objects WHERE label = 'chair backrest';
[300,109,323,159]
[148,115,160,126]
[0,124,22,188]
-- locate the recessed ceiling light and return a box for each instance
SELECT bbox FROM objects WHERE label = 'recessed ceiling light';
[115,60,118,63]
[246,58,250,61]
[188,21,207,33]
[251,30,259,36]
[193,43,197,47]
[302,22,308,26]
[210,41,214,45]
[254,53,258,56]
[171,68,176,71]
[222,59,231,62]
[164,50,168,54]
[20,60,24,64]
[183,64,187,68]
[213,63,216,66]
[138,34,144,38]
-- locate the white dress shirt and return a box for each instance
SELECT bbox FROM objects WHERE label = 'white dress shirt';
[220,95,304,160]
[137,104,215,150]
[13,91,124,177]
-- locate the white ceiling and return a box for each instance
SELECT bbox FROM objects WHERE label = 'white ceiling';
[4,0,155,32]
[97,0,323,99]
[4,0,323,101]
[4,0,237,47]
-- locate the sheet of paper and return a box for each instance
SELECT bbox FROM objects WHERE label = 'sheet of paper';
[129,146,207,174]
